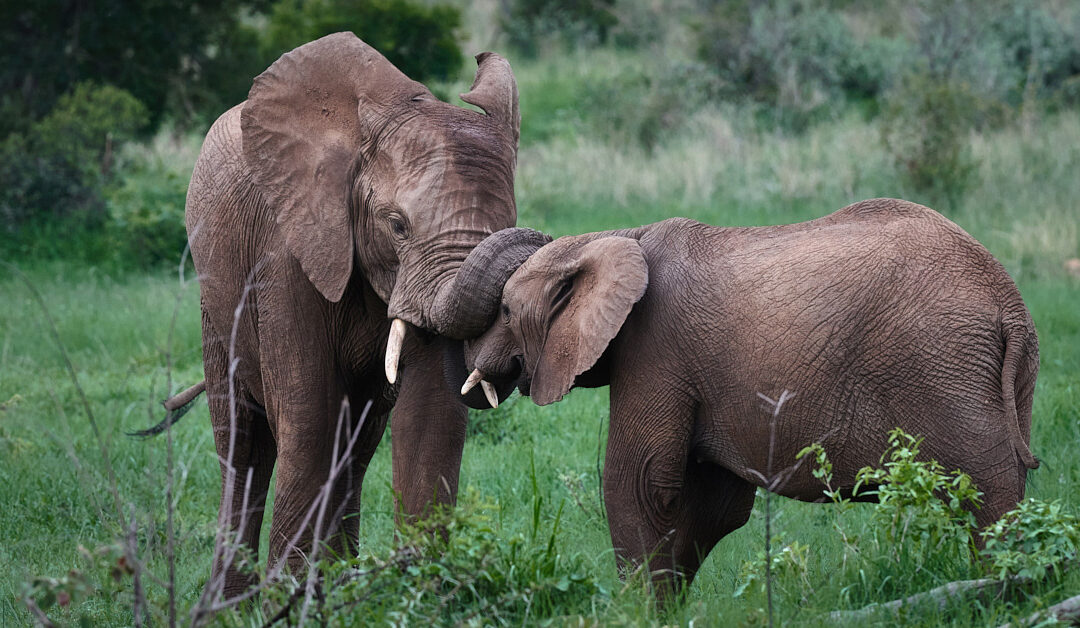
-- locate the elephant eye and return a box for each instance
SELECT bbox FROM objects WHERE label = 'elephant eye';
[501,302,511,322]
[386,213,409,239]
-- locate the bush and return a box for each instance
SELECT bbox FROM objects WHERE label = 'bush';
[799,429,983,602]
[264,0,464,83]
[106,161,189,269]
[695,0,900,130]
[991,3,1080,109]
[880,72,986,208]
[579,59,718,152]
[982,499,1080,581]
[0,83,148,235]
[853,429,982,566]
[501,0,616,57]
[305,491,606,625]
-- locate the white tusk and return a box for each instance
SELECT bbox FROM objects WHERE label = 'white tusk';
[384,318,406,384]
[481,380,499,409]
[461,369,484,396]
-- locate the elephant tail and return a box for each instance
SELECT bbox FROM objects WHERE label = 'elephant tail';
[128,380,207,438]
[1001,321,1039,470]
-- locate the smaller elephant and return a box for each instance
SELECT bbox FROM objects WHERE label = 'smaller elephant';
[464,199,1039,597]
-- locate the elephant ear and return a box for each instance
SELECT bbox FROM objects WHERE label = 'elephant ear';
[241,32,427,302]
[460,52,520,152]
[530,237,649,406]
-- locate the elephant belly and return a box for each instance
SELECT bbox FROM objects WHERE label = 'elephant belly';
[694,313,1006,500]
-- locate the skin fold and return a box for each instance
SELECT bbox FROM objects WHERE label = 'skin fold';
[186,33,547,596]
[466,198,1039,599]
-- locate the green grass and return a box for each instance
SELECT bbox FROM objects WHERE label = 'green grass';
[3,50,1080,625]
[3,267,1078,625]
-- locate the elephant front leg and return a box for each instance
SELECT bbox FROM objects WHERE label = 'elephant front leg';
[603,434,687,601]
[263,373,389,578]
[390,338,468,520]
[603,384,755,603]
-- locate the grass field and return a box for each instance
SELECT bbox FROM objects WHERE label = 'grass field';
[3,52,1080,625]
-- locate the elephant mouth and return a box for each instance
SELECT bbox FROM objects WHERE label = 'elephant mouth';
[443,340,520,410]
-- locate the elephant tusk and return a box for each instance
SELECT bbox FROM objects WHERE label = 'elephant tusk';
[461,368,484,396]
[384,318,406,384]
[481,380,499,409]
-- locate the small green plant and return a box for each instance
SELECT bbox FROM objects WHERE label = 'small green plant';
[982,498,1080,581]
[799,429,985,607]
[733,537,812,602]
[22,544,136,625]
[854,429,982,564]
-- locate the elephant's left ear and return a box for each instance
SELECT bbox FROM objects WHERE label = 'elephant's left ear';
[460,52,520,153]
[530,237,648,406]
[241,32,427,302]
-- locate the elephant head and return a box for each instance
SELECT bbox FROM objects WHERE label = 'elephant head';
[464,235,649,406]
[241,33,546,374]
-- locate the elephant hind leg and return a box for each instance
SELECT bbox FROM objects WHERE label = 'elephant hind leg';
[969,446,1030,535]
[203,325,276,599]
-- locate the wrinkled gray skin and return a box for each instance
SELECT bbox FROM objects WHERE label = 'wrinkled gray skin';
[466,199,1039,599]
[188,33,548,596]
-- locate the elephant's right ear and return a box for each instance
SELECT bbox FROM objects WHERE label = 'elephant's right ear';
[529,237,648,406]
[241,32,425,302]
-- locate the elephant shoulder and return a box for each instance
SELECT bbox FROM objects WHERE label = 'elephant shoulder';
[187,104,258,225]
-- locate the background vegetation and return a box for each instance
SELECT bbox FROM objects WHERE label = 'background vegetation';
[2,0,1079,624]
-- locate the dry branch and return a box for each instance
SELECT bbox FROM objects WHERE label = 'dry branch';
[828,575,1031,622]
[1003,593,1080,627]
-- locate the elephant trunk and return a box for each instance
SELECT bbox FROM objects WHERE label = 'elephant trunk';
[428,227,551,340]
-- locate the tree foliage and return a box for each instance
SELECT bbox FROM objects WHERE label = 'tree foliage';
[501,0,616,56]
[263,0,463,83]
[0,83,148,232]
[0,0,266,136]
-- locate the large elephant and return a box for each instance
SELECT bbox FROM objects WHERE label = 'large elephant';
[463,198,1039,597]
[185,33,548,596]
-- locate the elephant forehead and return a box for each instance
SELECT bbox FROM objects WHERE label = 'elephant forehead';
[391,151,450,205]
[515,236,582,278]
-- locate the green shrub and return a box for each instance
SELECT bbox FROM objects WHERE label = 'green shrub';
[264,0,464,83]
[853,429,982,565]
[982,499,1080,581]
[799,429,983,605]
[106,161,189,269]
[207,488,607,625]
[579,60,718,152]
[880,72,985,208]
[0,83,148,235]
[695,0,896,130]
[501,0,616,57]
[991,3,1080,109]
